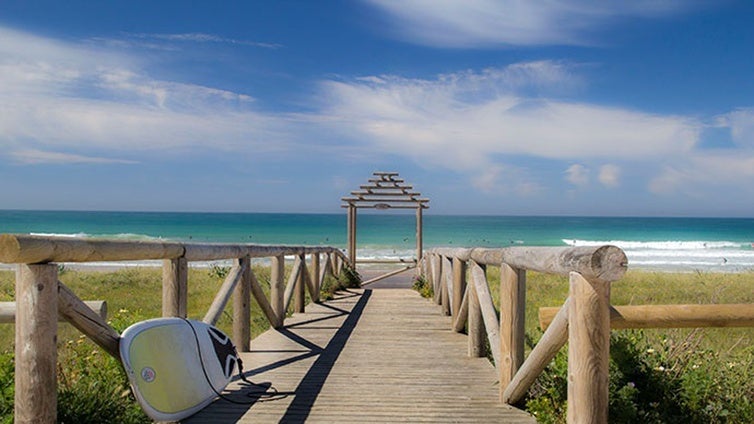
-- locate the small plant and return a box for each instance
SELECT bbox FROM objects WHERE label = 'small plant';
[525,330,754,423]
[412,274,433,298]
[337,265,361,289]
[320,265,362,301]
[208,264,231,280]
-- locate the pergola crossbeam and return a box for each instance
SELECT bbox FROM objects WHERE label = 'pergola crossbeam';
[341,172,429,266]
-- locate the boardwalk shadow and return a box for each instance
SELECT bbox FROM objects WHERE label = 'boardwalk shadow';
[280,289,371,422]
[187,289,371,423]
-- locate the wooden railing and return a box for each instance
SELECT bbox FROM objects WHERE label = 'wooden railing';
[0,234,351,424]
[424,245,626,423]
[423,245,754,424]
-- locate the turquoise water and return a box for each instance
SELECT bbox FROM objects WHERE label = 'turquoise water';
[2,210,754,272]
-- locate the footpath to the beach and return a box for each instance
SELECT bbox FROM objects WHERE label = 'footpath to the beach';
[186,268,535,423]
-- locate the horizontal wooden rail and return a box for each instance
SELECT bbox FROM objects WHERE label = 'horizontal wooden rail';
[0,234,345,264]
[428,245,627,282]
[0,300,106,323]
[424,246,627,424]
[540,303,754,330]
[2,234,353,424]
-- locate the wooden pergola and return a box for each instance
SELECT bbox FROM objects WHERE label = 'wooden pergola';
[341,171,429,266]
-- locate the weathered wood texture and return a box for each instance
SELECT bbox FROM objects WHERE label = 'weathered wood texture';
[0,300,106,323]
[568,272,610,424]
[15,264,58,424]
[429,245,627,282]
[162,257,188,318]
[57,281,120,359]
[186,288,534,423]
[540,303,754,329]
[499,263,525,397]
[0,234,344,263]
[503,298,569,404]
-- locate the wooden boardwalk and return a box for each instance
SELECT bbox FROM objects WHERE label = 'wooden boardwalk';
[186,281,535,423]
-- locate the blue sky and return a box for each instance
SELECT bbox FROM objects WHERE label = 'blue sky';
[1,1,753,216]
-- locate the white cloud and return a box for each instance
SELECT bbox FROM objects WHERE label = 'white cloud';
[566,164,589,186]
[10,149,138,165]
[319,64,700,171]
[598,164,621,188]
[649,152,754,195]
[725,108,754,149]
[0,25,285,162]
[364,0,695,47]
[127,32,282,49]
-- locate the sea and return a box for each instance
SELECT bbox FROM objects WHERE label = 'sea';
[2,210,754,273]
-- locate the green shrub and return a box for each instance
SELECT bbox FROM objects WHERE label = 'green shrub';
[320,265,362,300]
[412,274,433,298]
[526,330,754,423]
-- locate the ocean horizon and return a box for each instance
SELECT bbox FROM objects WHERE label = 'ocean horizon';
[2,209,754,273]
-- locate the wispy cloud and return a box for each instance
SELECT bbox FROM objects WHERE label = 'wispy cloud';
[598,164,621,188]
[0,25,287,162]
[566,164,589,186]
[364,0,698,47]
[318,62,700,185]
[128,32,282,49]
[10,149,138,165]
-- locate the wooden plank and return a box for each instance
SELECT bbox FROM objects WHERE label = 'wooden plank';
[186,287,535,424]
[540,303,754,329]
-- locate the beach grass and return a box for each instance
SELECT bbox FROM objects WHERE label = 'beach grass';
[0,265,303,423]
[0,267,752,422]
[480,268,754,423]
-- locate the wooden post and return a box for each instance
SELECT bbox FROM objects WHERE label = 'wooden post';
[347,204,357,266]
[233,256,252,352]
[503,298,569,404]
[311,253,320,303]
[431,254,441,305]
[568,272,610,424]
[294,254,306,313]
[440,257,451,316]
[270,255,285,328]
[499,263,526,396]
[416,206,423,261]
[162,257,188,318]
[16,264,58,424]
[468,262,486,357]
[452,257,466,318]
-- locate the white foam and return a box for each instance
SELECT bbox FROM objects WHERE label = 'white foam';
[563,239,746,250]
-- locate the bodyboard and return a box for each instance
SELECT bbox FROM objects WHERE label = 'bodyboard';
[119,318,238,422]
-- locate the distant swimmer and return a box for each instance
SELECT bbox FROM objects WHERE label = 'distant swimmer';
[722,257,728,264]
